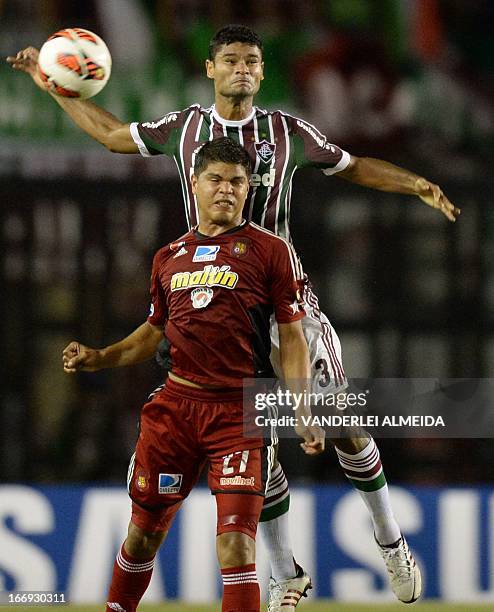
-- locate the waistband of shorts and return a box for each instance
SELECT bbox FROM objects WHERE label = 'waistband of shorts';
[164,378,244,402]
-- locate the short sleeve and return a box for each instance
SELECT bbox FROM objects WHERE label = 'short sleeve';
[147,251,168,326]
[291,115,351,174]
[130,108,187,157]
[268,239,306,324]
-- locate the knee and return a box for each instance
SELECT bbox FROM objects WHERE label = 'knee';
[124,521,166,559]
[217,532,255,568]
[330,436,370,454]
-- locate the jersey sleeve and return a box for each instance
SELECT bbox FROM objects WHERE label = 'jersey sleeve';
[290,115,351,175]
[268,239,306,324]
[147,250,168,326]
[130,107,191,157]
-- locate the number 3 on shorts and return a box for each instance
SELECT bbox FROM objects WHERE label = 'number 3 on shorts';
[222,450,250,475]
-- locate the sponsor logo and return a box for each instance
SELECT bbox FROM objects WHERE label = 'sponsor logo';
[171,265,238,291]
[193,245,220,262]
[231,239,250,258]
[193,143,206,156]
[159,473,183,494]
[296,119,335,151]
[173,246,188,258]
[149,303,154,316]
[255,140,276,163]
[220,476,255,486]
[251,169,275,187]
[107,603,127,612]
[142,113,178,129]
[170,240,186,252]
[191,287,213,309]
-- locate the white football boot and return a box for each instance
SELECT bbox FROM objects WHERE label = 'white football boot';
[377,534,422,603]
[267,563,312,611]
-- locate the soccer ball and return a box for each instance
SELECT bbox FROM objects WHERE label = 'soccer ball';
[37,28,111,99]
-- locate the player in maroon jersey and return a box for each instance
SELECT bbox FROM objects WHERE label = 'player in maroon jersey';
[62,138,323,612]
[11,24,459,607]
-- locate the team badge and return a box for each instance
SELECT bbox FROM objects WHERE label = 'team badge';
[158,473,183,494]
[255,140,276,163]
[193,245,220,262]
[191,287,214,309]
[231,239,250,258]
[135,469,149,492]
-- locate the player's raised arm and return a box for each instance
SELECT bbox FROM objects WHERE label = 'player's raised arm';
[6,47,137,153]
[336,155,461,222]
[62,321,163,373]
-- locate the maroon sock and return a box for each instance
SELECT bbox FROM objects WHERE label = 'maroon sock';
[106,544,155,612]
[221,563,260,612]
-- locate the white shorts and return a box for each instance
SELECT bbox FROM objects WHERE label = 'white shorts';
[270,284,348,395]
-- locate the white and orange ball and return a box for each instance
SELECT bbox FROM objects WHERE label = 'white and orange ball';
[38,28,111,99]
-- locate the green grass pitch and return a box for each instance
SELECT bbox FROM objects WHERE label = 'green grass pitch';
[28,603,494,612]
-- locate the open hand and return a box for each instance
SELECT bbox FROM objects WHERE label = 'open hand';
[6,47,46,90]
[415,178,460,222]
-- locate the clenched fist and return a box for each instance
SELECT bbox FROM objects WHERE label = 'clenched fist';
[62,341,102,373]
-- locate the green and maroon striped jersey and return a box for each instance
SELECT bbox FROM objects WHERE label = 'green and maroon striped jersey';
[130,104,350,240]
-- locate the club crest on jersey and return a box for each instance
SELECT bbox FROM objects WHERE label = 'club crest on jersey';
[231,239,250,258]
[255,140,276,163]
[159,473,183,494]
[191,287,214,309]
[135,469,149,492]
[193,245,220,262]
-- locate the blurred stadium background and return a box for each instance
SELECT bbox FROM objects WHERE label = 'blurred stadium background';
[1,0,494,607]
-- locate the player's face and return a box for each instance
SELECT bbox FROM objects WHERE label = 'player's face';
[192,162,249,229]
[206,43,264,99]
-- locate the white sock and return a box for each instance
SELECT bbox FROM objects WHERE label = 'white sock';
[361,486,402,546]
[259,512,296,581]
[259,464,296,580]
[336,439,401,546]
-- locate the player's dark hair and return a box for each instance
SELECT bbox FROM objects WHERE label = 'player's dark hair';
[208,24,263,60]
[194,138,252,177]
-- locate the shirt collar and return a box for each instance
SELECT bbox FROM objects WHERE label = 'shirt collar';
[211,105,256,127]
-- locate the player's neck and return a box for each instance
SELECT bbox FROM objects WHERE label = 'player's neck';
[214,95,254,121]
[197,218,243,237]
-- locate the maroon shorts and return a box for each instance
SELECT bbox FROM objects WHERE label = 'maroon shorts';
[128,378,269,535]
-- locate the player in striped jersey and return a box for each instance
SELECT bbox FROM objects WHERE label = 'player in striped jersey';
[10,24,459,608]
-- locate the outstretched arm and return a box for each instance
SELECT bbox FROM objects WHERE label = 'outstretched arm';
[62,322,163,373]
[6,47,137,153]
[278,321,325,456]
[337,155,461,222]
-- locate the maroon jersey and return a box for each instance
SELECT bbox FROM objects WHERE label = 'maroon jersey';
[147,221,305,386]
[130,105,350,239]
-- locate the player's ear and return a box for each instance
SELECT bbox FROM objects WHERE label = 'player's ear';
[206,59,214,79]
[260,61,264,80]
[191,173,198,195]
